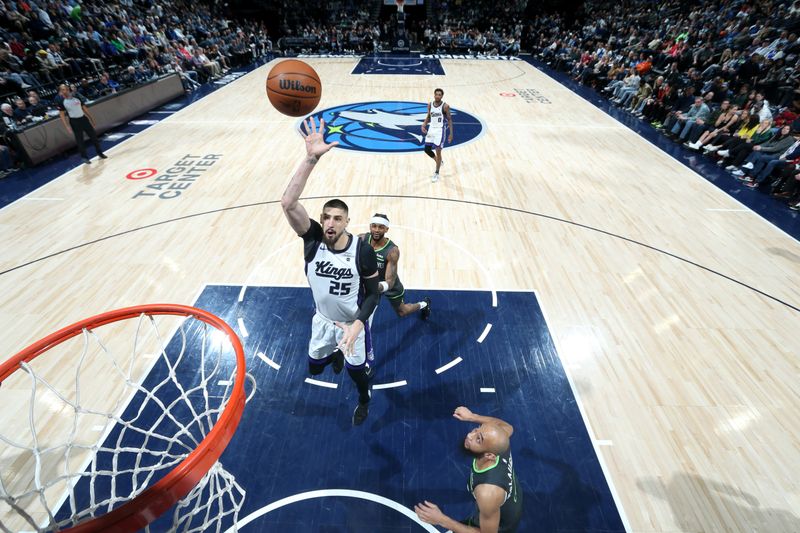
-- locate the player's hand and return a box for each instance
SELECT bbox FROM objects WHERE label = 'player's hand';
[302,116,338,159]
[421,124,427,134]
[448,133,453,143]
[414,501,446,525]
[335,319,363,356]
[453,406,475,421]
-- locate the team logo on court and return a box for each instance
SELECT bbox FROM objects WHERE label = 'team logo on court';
[302,101,484,153]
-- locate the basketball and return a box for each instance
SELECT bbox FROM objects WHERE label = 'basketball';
[266,59,322,117]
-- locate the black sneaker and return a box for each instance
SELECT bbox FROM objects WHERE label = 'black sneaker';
[420,297,431,320]
[82,157,91,165]
[98,153,108,159]
[352,391,371,426]
[331,349,344,374]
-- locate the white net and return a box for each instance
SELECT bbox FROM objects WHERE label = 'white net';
[0,310,250,533]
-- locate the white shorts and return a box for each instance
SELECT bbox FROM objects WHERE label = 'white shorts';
[425,126,445,148]
[308,312,368,367]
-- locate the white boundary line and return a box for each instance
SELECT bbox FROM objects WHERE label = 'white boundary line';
[372,380,407,390]
[257,351,281,371]
[435,356,462,375]
[480,387,495,393]
[237,317,249,338]
[227,488,438,532]
[305,377,338,389]
[17,197,63,201]
[534,289,632,532]
[477,323,492,343]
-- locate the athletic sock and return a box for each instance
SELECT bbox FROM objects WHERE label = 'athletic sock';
[347,366,371,404]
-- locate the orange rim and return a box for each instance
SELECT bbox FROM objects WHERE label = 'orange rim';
[0,304,247,533]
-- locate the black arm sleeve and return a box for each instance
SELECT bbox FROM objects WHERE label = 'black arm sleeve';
[355,240,379,323]
[357,275,380,323]
[357,237,378,277]
[301,218,323,263]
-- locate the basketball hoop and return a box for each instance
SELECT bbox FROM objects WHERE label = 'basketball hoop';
[0,304,252,532]
[395,0,405,13]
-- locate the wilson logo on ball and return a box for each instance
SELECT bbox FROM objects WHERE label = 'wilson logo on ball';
[278,79,318,93]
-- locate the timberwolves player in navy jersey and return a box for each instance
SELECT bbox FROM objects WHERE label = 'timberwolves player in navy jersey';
[281,116,380,426]
[415,407,523,532]
[421,88,453,182]
[359,213,430,361]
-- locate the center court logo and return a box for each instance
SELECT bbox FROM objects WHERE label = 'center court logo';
[302,101,484,153]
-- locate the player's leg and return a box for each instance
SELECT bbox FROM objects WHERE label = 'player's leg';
[390,295,431,319]
[307,313,343,375]
[366,309,376,361]
[337,322,372,425]
[434,146,442,173]
[424,143,436,159]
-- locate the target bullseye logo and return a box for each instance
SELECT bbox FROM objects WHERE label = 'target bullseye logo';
[126,168,157,180]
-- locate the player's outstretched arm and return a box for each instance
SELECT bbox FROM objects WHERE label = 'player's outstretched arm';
[453,406,514,437]
[281,116,339,235]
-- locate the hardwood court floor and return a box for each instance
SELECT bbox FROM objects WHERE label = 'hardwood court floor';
[0,58,799,532]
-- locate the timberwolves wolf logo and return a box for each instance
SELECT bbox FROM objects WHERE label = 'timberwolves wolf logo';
[300,101,484,153]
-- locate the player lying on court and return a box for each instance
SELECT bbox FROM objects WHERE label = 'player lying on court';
[280,116,380,426]
[415,407,522,533]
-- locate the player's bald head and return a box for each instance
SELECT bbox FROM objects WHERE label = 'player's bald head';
[464,423,510,457]
[482,424,510,455]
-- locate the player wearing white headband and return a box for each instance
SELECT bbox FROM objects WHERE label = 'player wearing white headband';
[360,213,431,361]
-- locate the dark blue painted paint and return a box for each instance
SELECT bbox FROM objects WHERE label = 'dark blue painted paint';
[352,56,446,75]
[522,56,800,239]
[59,286,624,532]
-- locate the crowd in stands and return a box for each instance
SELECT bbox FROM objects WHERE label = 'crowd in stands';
[528,0,800,211]
[0,0,274,176]
[422,0,526,55]
[272,0,528,57]
[274,0,382,55]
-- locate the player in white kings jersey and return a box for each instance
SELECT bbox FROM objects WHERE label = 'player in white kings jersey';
[421,88,453,183]
[281,116,381,426]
